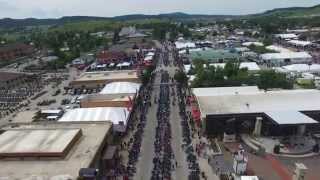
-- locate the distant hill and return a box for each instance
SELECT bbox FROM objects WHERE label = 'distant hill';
[257,4,320,18]
[0,16,110,29]
[0,4,319,29]
[0,13,234,29]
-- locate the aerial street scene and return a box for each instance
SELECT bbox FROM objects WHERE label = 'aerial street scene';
[1,0,320,180]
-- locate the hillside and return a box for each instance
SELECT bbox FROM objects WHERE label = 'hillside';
[0,13,234,29]
[0,4,319,29]
[258,4,320,18]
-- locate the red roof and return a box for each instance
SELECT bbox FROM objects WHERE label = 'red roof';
[97,51,127,63]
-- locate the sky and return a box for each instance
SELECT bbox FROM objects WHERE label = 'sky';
[0,0,319,19]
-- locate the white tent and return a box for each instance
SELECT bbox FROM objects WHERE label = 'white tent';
[100,82,141,94]
[288,40,312,47]
[175,41,196,49]
[242,42,264,47]
[116,62,131,68]
[184,64,192,73]
[275,33,298,40]
[59,107,130,125]
[144,56,153,62]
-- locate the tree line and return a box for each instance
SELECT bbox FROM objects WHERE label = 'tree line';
[190,60,294,90]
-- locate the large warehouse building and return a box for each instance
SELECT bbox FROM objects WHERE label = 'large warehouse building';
[0,122,112,179]
[81,82,141,108]
[193,86,320,136]
[70,70,140,89]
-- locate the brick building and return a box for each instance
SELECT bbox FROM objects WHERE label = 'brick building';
[0,43,34,61]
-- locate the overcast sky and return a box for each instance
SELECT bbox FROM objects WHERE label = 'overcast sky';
[0,0,319,18]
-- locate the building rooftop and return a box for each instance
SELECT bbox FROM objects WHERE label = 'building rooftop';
[209,62,261,71]
[82,93,134,102]
[194,86,320,117]
[265,111,318,125]
[0,72,24,82]
[0,129,81,158]
[260,52,312,60]
[74,70,139,82]
[189,49,240,61]
[0,122,112,179]
[193,86,260,97]
[59,107,130,125]
[0,43,33,53]
[99,81,141,94]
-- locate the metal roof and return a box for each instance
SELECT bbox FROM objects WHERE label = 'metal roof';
[59,107,130,125]
[260,52,312,60]
[265,111,318,125]
[194,87,320,117]
[193,86,260,97]
[99,82,141,94]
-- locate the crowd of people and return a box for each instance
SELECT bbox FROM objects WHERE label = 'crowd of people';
[177,82,200,180]
[151,71,174,180]
[126,75,154,178]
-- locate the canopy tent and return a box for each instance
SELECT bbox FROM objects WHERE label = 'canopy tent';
[100,82,141,94]
[265,111,318,125]
[116,62,131,68]
[144,55,153,62]
[191,106,201,127]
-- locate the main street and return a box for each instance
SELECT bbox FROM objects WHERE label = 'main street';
[134,43,189,180]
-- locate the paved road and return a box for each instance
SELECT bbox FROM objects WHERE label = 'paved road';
[134,44,189,179]
[133,73,160,180]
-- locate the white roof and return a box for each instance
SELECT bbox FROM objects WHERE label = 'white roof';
[193,86,260,97]
[175,41,196,49]
[235,47,250,52]
[275,33,298,39]
[282,64,320,73]
[240,62,261,71]
[100,82,141,94]
[144,55,153,61]
[184,64,192,73]
[266,45,292,53]
[179,48,203,54]
[195,87,320,116]
[260,52,312,60]
[241,176,259,180]
[288,40,312,47]
[96,64,107,68]
[242,42,264,47]
[116,62,131,67]
[41,109,62,114]
[265,111,318,125]
[59,107,130,125]
[0,129,80,155]
[146,52,155,56]
[208,62,260,71]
